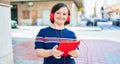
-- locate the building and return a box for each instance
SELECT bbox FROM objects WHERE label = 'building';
[10,0,83,26]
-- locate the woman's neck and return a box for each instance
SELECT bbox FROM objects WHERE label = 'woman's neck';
[51,24,65,30]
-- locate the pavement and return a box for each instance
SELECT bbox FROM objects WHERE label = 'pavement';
[12,25,120,64]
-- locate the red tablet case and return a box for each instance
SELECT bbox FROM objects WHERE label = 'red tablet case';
[57,40,80,56]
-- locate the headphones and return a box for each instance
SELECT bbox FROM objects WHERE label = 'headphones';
[50,7,70,25]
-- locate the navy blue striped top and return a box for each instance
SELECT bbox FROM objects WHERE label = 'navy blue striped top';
[34,26,77,64]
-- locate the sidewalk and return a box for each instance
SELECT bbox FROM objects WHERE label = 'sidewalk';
[13,39,120,64]
[13,39,43,64]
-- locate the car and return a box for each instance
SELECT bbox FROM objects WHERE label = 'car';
[11,20,18,28]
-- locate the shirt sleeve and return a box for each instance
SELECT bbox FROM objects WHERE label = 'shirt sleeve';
[34,29,45,49]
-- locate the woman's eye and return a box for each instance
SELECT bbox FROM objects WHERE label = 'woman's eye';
[63,13,67,15]
[57,13,60,14]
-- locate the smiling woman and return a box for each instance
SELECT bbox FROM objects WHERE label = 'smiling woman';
[34,3,79,64]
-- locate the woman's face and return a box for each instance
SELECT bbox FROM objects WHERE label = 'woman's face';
[54,7,68,25]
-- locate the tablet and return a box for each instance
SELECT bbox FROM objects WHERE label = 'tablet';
[57,40,80,56]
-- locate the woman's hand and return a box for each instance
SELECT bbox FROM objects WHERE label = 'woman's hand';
[52,45,63,59]
[68,49,79,59]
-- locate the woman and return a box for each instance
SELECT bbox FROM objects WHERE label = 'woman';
[34,3,79,64]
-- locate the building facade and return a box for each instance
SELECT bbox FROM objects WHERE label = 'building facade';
[11,1,79,26]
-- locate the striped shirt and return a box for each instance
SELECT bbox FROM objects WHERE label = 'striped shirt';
[34,26,77,64]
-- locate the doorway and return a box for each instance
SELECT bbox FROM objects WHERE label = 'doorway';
[11,5,18,23]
